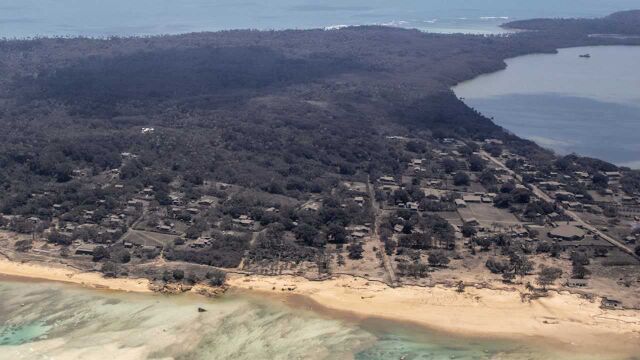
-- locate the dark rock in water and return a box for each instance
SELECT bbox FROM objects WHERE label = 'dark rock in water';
[198,307,207,313]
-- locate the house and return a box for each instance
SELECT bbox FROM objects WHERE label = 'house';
[462,194,482,203]
[346,225,370,233]
[462,217,479,226]
[454,199,467,208]
[566,202,583,211]
[548,225,585,241]
[353,196,365,206]
[555,191,575,200]
[190,238,211,248]
[343,181,368,195]
[406,202,419,211]
[381,184,400,193]
[379,176,396,185]
[621,196,635,204]
[393,224,404,233]
[170,195,184,206]
[127,200,143,207]
[156,225,172,232]
[547,212,563,221]
[511,227,528,238]
[604,171,622,179]
[75,244,98,256]
[198,196,216,206]
[566,278,588,287]
[484,139,503,145]
[601,298,623,309]
[539,181,563,191]
[233,215,254,227]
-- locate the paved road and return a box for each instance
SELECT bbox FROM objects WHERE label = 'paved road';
[480,150,639,260]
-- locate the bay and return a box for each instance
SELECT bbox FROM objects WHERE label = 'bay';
[453,46,640,168]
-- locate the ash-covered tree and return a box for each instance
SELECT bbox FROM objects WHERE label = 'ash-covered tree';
[15,239,33,252]
[461,223,477,238]
[469,155,486,172]
[347,241,364,260]
[92,246,110,262]
[536,266,563,290]
[592,172,609,188]
[572,263,591,279]
[206,269,227,286]
[427,250,450,267]
[294,223,319,246]
[453,172,470,186]
[502,270,516,283]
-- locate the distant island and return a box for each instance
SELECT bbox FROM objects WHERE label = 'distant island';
[1,10,640,357]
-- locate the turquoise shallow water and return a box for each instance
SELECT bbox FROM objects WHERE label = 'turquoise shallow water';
[0,278,624,360]
[0,321,51,346]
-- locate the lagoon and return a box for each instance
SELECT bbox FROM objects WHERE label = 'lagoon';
[453,46,640,168]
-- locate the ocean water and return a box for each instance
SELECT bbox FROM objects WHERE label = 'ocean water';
[0,278,608,360]
[0,0,639,38]
[453,46,640,168]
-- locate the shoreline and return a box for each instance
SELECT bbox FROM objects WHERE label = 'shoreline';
[1,258,639,357]
[226,274,640,358]
[0,258,152,293]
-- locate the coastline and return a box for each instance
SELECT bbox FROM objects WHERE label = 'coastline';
[226,274,640,358]
[0,258,151,293]
[1,258,639,357]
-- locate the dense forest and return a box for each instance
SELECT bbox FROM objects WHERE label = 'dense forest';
[2,11,639,215]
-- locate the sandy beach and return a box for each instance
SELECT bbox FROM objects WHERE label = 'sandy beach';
[227,274,640,358]
[0,258,151,293]
[1,258,639,357]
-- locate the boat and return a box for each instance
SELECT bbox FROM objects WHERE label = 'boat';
[579,53,591,58]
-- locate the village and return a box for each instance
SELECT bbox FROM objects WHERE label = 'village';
[0,135,639,309]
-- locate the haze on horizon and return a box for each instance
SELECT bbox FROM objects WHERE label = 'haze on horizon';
[1,0,639,37]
